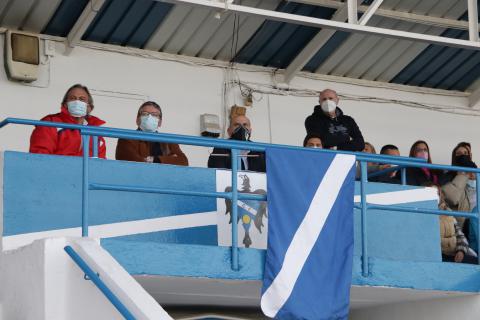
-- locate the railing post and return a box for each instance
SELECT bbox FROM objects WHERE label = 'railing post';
[401,167,406,185]
[231,148,239,271]
[360,161,369,276]
[92,136,99,158]
[476,173,480,264]
[82,134,90,237]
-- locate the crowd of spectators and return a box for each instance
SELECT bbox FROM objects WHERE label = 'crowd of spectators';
[29,84,478,264]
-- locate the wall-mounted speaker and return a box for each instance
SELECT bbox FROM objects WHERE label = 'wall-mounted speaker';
[4,30,40,82]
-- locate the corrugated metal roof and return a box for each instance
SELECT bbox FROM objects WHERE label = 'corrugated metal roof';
[81,0,172,47]
[0,0,479,92]
[234,1,336,68]
[304,0,471,80]
[42,0,89,37]
[391,12,480,91]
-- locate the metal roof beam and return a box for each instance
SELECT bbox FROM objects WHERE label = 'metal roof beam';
[283,2,358,83]
[295,0,479,31]
[64,0,106,55]
[358,0,383,26]
[162,0,480,50]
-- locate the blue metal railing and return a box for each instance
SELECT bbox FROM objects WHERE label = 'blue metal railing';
[64,245,136,320]
[1,117,479,276]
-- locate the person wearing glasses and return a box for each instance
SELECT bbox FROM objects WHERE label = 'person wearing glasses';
[115,101,188,166]
[29,84,107,158]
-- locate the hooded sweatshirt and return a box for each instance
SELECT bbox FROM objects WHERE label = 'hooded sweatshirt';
[305,105,365,151]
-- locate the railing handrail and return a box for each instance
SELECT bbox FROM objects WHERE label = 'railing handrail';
[0,117,427,165]
[2,117,479,277]
[8,117,480,174]
[64,245,136,320]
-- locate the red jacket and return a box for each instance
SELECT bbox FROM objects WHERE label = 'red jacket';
[29,107,107,158]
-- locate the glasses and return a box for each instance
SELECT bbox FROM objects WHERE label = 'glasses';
[140,111,162,119]
[67,95,88,102]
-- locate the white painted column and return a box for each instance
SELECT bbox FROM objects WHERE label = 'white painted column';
[468,0,479,41]
[347,0,358,24]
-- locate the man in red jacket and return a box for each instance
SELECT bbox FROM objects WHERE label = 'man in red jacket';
[29,84,106,158]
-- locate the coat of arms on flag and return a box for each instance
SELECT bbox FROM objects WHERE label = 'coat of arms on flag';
[216,170,268,249]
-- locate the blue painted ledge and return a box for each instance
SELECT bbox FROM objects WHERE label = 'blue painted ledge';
[102,239,480,293]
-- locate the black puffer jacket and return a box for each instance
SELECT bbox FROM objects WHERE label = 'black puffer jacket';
[305,105,365,151]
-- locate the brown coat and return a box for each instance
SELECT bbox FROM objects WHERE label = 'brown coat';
[442,174,470,228]
[115,138,188,166]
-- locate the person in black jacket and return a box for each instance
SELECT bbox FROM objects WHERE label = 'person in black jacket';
[305,89,365,151]
[207,115,266,172]
[405,140,441,186]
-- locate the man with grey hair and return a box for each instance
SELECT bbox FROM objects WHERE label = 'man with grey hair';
[30,83,107,158]
[305,88,364,152]
[208,115,266,172]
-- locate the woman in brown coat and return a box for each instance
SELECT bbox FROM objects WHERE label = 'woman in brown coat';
[115,101,188,166]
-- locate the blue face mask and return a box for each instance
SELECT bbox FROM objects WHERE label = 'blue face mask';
[467,179,476,189]
[67,100,88,117]
[139,115,159,132]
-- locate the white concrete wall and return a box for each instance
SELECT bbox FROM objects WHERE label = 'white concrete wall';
[0,237,171,320]
[351,295,480,320]
[0,36,477,166]
[0,240,46,320]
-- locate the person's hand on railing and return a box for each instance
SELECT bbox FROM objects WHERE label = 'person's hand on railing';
[455,251,465,263]
[378,164,397,178]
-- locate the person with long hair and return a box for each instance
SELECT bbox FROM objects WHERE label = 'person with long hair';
[442,142,474,184]
[442,155,477,231]
[406,140,440,186]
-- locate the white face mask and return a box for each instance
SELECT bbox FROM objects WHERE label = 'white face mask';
[139,115,159,132]
[67,100,88,117]
[321,100,337,114]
